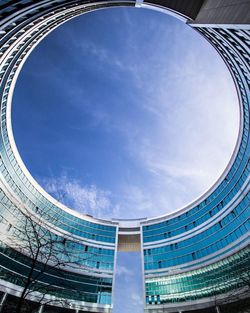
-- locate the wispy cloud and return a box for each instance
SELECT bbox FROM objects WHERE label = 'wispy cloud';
[116,265,134,277]
[113,252,143,313]
[23,8,239,220]
[131,293,144,306]
[42,175,165,218]
[42,175,121,218]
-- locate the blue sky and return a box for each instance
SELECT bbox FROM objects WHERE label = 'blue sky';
[12,7,238,312]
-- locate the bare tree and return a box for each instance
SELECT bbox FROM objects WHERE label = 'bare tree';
[211,263,250,313]
[0,197,96,313]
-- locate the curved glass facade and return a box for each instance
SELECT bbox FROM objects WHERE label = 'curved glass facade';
[0,1,249,312]
[142,24,250,312]
[146,246,250,304]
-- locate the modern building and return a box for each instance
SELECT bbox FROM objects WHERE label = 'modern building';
[0,0,249,312]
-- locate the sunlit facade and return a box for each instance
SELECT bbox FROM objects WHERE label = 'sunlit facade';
[0,1,249,312]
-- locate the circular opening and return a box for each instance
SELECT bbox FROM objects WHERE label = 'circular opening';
[12,7,239,220]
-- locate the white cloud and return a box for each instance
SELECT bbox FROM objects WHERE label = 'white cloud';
[131,293,144,306]
[113,252,143,313]
[110,26,239,216]
[40,10,239,220]
[116,265,134,277]
[43,175,120,218]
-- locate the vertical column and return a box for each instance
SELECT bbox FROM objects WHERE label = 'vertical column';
[0,293,7,313]
[215,306,221,313]
[38,304,44,313]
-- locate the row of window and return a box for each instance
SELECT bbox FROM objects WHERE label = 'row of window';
[144,193,249,269]
[0,192,116,270]
[0,240,113,284]
[145,246,250,304]
[0,265,112,305]
[143,149,250,242]
[144,220,248,270]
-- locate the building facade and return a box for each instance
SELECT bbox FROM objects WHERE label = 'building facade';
[0,1,249,312]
